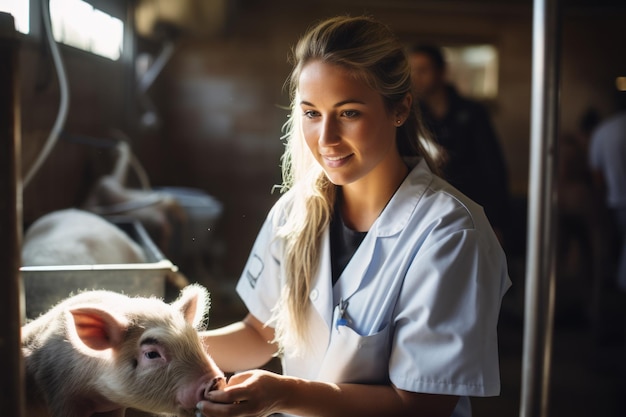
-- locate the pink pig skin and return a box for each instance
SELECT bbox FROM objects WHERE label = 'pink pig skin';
[22,284,225,417]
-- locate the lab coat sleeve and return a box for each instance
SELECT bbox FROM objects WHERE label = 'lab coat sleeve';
[235,203,285,325]
[389,227,510,397]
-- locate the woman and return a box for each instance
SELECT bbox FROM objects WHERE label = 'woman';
[197,15,510,417]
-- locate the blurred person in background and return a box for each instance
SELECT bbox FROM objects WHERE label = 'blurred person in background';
[409,44,511,248]
[589,92,626,292]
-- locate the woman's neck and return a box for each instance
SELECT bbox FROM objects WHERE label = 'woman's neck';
[340,159,409,232]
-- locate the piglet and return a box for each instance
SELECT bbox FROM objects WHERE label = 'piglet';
[22,284,225,417]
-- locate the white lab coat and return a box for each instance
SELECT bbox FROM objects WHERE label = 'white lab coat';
[236,158,511,417]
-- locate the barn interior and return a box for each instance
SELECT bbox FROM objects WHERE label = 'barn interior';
[1,0,626,416]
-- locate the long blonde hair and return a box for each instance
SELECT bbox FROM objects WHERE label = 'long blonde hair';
[270,15,443,355]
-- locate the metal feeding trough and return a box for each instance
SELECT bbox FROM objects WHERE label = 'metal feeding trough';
[20,218,179,320]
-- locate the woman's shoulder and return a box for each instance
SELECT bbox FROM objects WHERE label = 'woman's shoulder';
[406,158,485,228]
[420,188,483,240]
[424,176,484,221]
[261,187,301,230]
[404,178,505,264]
[375,160,490,247]
[404,161,495,239]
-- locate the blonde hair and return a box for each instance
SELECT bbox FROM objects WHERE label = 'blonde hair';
[269,15,443,355]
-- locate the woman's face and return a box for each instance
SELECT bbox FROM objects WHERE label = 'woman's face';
[298,60,405,187]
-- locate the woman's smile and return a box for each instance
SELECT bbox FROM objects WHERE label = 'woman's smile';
[321,153,354,168]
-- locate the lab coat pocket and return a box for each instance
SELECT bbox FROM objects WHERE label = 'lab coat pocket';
[316,317,392,384]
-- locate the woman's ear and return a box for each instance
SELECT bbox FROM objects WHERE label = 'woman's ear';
[394,93,412,126]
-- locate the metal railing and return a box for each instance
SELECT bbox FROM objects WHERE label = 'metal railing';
[521,0,560,416]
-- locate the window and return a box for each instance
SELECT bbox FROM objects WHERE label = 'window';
[443,44,499,99]
[0,0,30,34]
[50,0,123,60]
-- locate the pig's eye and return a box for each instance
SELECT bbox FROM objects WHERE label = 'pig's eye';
[145,351,162,359]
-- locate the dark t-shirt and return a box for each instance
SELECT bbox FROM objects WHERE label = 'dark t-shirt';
[330,209,367,286]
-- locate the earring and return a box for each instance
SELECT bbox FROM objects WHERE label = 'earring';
[396,119,402,126]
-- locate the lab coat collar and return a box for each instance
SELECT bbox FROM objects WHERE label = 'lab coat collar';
[373,157,432,237]
[309,158,434,329]
[335,159,432,303]
[309,223,376,329]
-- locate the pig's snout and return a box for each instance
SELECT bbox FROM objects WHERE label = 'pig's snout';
[204,376,226,398]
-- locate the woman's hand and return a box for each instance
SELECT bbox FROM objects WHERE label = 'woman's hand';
[196,369,285,417]
[195,369,459,417]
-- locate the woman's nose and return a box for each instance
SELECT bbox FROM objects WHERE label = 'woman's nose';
[318,117,340,146]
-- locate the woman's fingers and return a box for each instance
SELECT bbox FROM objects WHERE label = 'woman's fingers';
[196,399,247,417]
[204,387,245,404]
[196,370,282,417]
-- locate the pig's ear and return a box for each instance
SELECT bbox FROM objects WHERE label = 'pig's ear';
[173,284,210,329]
[66,307,129,352]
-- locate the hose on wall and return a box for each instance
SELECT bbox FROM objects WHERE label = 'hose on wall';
[23,0,70,188]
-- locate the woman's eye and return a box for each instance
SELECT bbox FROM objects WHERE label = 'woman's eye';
[303,110,319,119]
[145,351,161,359]
[342,110,359,118]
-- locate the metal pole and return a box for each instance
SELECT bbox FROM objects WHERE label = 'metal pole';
[520,0,560,416]
[0,11,25,417]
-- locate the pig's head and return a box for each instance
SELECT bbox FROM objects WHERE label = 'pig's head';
[65,284,225,416]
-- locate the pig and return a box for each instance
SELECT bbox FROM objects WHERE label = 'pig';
[22,284,225,417]
[22,209,147,266]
